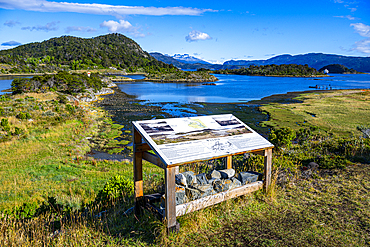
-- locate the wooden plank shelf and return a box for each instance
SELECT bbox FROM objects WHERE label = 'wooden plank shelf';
[176,181,263,217]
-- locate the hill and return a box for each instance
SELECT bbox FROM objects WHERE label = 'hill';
[318,64,362,74]
[0,33,175,73]
[223,53,370,72]
[215,64,325,77]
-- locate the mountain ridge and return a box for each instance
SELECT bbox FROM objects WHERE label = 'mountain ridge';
[151,52,370,72]
[223,53,370,72]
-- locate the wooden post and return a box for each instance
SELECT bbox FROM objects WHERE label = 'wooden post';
[226,155,232,169]
[263,148,272,192]
[165,166,178,233]
[133,128,144,215]
[174,166,180,175]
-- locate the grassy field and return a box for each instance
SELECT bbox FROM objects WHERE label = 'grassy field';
[260,89,370,136]
[0,92,163,212]
[0,89,369,246]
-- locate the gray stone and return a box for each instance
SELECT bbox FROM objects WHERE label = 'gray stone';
[208,178,221,185]
[196,173,208,185]
[208,170,221,179]
[213,179,232,193]
[219,169,235,179]
[185,187,202,201]
[230,177,242,189]
[175,185,187,205]
[175,173,187,187]
[307,162,319,170]
[192,183,215,197]
[182,171,197,186]
[238,172,259,185]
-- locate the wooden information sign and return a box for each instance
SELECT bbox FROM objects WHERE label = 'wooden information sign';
[132,114,273,232]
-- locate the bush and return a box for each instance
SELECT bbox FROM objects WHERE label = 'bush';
[1,118,10,132]
[0,95,10,102]
[269,127,296,149]
[13,127,23,136]
[66,104,75,114]
[97,175,133,203]
[57,94,68,104]
[16,111,31,120]
[5,201,39,219]
[314,155,351,169]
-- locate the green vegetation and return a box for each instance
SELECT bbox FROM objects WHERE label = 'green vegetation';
[11,71,107,95]
[215,64,326,77]
[146,69,218,82]
[0,89,369,246]
[0,33,175,74]
[260,89,370,136]
[319,64,363,74]
[0,33,217,83]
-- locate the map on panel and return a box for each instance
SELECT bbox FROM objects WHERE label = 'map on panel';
[133,114,273,165]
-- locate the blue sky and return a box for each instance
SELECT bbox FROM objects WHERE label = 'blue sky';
[0,0,369,64]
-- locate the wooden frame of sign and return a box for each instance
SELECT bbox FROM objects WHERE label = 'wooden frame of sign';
[132,114,273,233]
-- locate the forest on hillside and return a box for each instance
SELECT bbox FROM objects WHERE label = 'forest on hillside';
[0,33,176,74]
[214,64,325,77]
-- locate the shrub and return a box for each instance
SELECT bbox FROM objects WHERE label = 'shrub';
[66,104,75,114]
[57,94,68,104]
[269,127,296,149]
[13,127,23,136]
[97,175,133,203]
[1,118,10,132]
[5,201,39,219]
[314,155,351,169]
[0,95,10,102]
[16,111,31,120]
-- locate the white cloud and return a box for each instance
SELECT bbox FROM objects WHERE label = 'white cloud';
[0,0,210,16]
[334,15,356,20]
[352,39,370,53]
[350,23,370,54]
[100,19,145,38]
[185,30,212,42]
[66,26,96,33]
[351,23,370,37]
[21,21,59,32]
[100,20,132,33]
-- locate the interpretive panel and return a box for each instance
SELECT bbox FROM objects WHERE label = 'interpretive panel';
[133,114,273,166]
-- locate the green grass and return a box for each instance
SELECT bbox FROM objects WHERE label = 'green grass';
[260,90,370,136]
[0,92,163,211]
[1,90,370,246]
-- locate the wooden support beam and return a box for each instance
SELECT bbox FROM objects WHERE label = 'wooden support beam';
[263,148,272,192]
[133,128,144,215]
[226,155,232,169]
[253,150,265,156]
[176,181,263,217]
[165,167,178,233]
[135,143,151,152]
[142,151,166,169]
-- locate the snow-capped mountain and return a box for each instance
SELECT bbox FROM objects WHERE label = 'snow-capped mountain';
[171,54,211,64]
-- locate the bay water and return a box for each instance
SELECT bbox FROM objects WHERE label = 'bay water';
[1,73,369,103]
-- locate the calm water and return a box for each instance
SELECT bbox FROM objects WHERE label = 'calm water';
[0,75,31,94]
[117,73,370,103]
[2,73,370,102]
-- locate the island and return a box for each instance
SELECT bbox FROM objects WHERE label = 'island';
[213,64,328,77]
[318,64,365,74]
